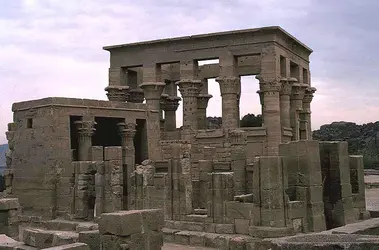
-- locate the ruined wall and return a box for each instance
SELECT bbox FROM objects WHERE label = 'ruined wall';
[9,98,151,219]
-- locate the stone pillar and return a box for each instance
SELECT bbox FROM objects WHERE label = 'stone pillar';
[216,77,240,130]
[4,123,16,196]
[197,94,212,129]
[74,119,96,161]
[139,81,166,160]
[117,122,136,210]
[290,82,307,141]
[159,94,168,131]
[280,78,292,128]
[161,95,181,131]
[257,76,282,156]
[302,87,316,140]
[176,80,202,131]
[0,198,20,238]
[257,90,264,125]
[229,129,247,196]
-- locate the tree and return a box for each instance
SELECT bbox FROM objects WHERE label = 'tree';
[240,113,262,127]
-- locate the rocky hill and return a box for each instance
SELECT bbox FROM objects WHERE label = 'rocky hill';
[313,121,379,168]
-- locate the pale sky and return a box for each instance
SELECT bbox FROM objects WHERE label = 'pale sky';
[1,0,379,144]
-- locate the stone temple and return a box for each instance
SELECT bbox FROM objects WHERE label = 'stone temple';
[1,26,374,249]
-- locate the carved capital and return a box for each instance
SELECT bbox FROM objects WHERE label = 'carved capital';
[105,85,130,102]
[256,90,264,105]
[303,87,317,103]
[197,94,213,109]
[128,88,145,103]
[117,122,136,139]
[291,83,308,101]
[216,77,240,96]
[161,95,181,112]
[176,79,202,97]
[74,120,96,138]
[139,82,166,100]
[280,78,292,96]
[256,75,282,93]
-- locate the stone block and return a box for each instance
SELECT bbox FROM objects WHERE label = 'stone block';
[98,209,163,236]
[104,147,122,161]
[99,210,142,236]
[91,147,103,161]
[78,230,100,250]
[235,218,250,235]
[100,234,129,250]
[174,231,190,245]
[0,198,19,210]
[215,224,234,234]
[41,243,90,250]
[226,201,254,219]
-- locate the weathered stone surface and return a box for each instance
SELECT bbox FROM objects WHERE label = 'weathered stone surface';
[42,243,90,250]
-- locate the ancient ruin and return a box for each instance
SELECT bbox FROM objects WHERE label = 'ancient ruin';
[1,26,373,249]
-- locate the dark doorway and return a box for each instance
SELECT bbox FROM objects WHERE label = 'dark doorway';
[134,119,148,165]
[92,117,123,147]
[70,116,82,161]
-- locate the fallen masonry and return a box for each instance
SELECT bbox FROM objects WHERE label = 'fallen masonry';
[0,26,375,249]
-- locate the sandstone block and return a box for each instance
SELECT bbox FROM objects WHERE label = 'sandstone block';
[78,230,100,250]
[104,147,122,161]
[0,198,19,210]
[42,243,90,250]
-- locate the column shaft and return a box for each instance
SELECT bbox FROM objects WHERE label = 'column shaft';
[257,76,282,156]
[290,83,307,141]
[280,78,292,128]
[161,96,181,132]
[303,87,316,140]
[216,77,240,130]
[197,94,212,129]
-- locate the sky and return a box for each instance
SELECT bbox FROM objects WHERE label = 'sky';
[1,0,379,144]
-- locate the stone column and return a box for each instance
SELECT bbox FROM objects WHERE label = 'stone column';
[197,94,212,129]
[159,94,168,131]
[229,129,247,196]
[105,67,130,102]
[257,76,282,156]
[139,81,165,160]
[176,80,202,131]
[117,122,136,210]
[216,77,240,130]
[280,78,292,128]
[161,95,181,131]
[290,83,307,141]
[74,119,96,161]
[257,90,264,125]
[302,87,316,140]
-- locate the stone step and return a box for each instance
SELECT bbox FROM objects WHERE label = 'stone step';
[21,227,79,249]
[193,209,208,215]
[45,220,98,232]
[162,228,259,249]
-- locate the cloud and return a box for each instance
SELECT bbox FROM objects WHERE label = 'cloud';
[1,0,378,144]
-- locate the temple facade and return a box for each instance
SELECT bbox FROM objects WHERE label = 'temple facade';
[4,27,369,243]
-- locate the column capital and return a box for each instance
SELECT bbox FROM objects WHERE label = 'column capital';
[105,85,130,102]
[161,95,181,112]
[291,83,308,101]
[279,78,292,96]
[117,122,136,139]
[303,87,317,103]
[229,129,247,145]
[215,77,240,95]
[139,82,166,100]
[256,75,282,93]
[197,94,212,109]
[74,120,96,137]
[176,79,202,97]
[128,88,145,103]
[256,90,264,105]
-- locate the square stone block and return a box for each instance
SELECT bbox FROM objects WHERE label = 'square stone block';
[104,146,122,161]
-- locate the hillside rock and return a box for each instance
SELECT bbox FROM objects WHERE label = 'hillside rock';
[313,121,379,168]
